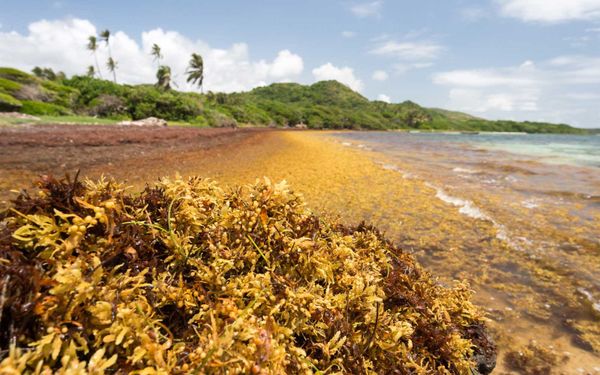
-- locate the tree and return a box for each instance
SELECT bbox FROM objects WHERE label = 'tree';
[155,65,172,90]
[101,29,117,83]
[151,43,162,69]
[87,35,103,79]
[42,68,56,81]
[31,67,60,80]
[106,57,118,83]
[31,67,43,78]
[186,53,204,93]
[86,66,96,78]
[56,71,66,81]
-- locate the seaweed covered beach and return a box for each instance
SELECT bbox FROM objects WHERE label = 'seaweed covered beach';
[1,126,599,373]
[0,174,496,373]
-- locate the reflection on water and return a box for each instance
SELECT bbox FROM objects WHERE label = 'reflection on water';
[332,131,600,373]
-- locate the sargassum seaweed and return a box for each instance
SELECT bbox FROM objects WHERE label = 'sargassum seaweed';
[0,175,495,374]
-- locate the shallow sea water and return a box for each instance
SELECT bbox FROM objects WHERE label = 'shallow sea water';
[332,131,600,373]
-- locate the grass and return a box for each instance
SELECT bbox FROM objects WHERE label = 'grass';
[0,114,228,128]
[166,119,210,128]
[0,117,31,127]
[38,115,120,125]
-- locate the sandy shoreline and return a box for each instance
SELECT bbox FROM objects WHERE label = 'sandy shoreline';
[1,125,599,372]
[0,125,271,206]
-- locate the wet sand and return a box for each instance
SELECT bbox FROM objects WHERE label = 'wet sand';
[1,125,599,373]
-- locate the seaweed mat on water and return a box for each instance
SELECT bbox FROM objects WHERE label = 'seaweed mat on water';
[0,175,495,374]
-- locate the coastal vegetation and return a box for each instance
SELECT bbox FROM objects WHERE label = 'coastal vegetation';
[0,175,495,374]
[0,66,588,133]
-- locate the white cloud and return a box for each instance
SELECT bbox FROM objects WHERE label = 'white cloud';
[269,50,304,78]
[350,1,383,18]
[372,70,388,81]
[433,56,600,127]
[312,63,364,92]
[447,88,539,112]
[370,37,441,75]
[370,40,442,61]
[433,61,543,113]
[393,62,434,75]
[377,94,391,103]
[0,18,99,76]
[0,18,304,93]
[433,64,538,88]
[563,35,592,47]
[497,0,600,23]
[341,31,356,38]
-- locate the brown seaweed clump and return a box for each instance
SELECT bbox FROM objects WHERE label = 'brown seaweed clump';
[0,175,495,374]
[505,341,569,375]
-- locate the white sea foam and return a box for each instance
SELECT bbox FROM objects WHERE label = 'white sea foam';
[382,164,399,171]
[521,199,539,209]
[427,183,527,249]
[432,186,489,220]
[341,142,352,147]
[452,167,478,174]
[577,288,600,314]
[379,163,414,179]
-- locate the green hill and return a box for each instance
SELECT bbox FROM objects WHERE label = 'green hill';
[0,66,588,134]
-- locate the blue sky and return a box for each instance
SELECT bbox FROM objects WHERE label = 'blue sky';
[1,0,599,127]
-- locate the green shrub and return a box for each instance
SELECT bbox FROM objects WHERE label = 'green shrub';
[205,109,237,127]
[63,76,126,108]
[40,80,80,107]
[0,92,22,111]
[125,86,202,121]
[0,78,23,94]
[0,67,36,84]
[191,115,209,127]
[306,114,324,129]
[20,100,71,116]
[155,92,201,120]
[88,94,126,117]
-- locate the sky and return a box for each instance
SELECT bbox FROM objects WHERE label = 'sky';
[0,0,599,127]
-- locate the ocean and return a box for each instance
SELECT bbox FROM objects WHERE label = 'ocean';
[331,131,600,370]
[333,131,600,251]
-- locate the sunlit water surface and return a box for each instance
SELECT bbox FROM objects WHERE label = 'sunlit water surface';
[332,131,600,373]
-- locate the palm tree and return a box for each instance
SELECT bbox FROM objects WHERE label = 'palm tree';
[86,65,96,77]
[186,53,204,93]
[106,57,118,83]
[156,65,172,90]
[100,29,111,52]
[101,29,117,82]
[151,43,162,69]
[87,35,103,79]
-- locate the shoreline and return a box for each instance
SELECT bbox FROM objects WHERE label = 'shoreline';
[0,125,271,207]
[1,125,599,372]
